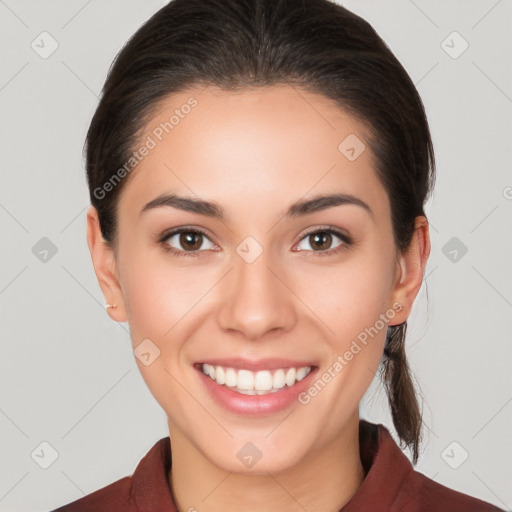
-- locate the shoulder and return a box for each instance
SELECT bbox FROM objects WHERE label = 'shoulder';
[401,469,504,512]
[49,476,135,512]
[50,437,173,512]
[355,421,504,512]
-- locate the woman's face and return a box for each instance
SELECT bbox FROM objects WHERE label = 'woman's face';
[92,84,414,473]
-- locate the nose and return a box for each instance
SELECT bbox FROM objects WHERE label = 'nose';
[216,249,297,341]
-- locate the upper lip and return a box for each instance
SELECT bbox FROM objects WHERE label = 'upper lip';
[195,357,317,371]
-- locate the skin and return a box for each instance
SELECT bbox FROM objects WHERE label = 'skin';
[86,84,430,512]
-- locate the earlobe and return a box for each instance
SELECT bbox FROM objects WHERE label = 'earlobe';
[389,216,431,325]
[86,205,128,322]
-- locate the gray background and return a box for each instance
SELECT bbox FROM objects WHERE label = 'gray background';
[0,0,511,511]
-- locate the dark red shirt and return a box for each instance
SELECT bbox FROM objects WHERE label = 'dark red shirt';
[51,420,503,511]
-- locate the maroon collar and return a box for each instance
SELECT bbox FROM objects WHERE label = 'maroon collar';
[130,437,177,511]
[340,420,414,511]
[130,420,415,511]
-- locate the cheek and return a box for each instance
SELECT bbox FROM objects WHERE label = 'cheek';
[120,249,215,343]
[296,253,395,338]
[119,253,207,418]
[294,249,395,404]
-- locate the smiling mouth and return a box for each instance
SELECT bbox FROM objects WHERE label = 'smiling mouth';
[198,363,313,395]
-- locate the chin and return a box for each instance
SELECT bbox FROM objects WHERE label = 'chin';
[208,448,306,475]
[193,427,315,475]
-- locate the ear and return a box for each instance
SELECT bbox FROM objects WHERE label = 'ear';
[388,215,431,325]
[86,205,128,322]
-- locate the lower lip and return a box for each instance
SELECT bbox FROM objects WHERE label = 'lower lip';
[196,366,318,416]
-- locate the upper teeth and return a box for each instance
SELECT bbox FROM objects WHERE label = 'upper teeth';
[201,363,312,395]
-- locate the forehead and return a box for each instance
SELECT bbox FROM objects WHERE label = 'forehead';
[117,84,388,222]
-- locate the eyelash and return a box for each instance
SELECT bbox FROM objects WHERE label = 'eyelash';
[158,225,353,259]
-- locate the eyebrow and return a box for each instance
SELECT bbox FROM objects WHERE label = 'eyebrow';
[139,192,374,221]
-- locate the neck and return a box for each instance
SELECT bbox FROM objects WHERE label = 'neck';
[167,413,366,512]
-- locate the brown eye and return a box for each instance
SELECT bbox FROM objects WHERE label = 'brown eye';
[161,228,215,256]
[296,228,352,255]
[309,231,333,251]
[178,231,203,251]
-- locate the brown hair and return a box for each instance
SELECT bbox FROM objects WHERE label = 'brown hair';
[85,0,435,463]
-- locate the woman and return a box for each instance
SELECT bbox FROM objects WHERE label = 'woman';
[52,0,503,510]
